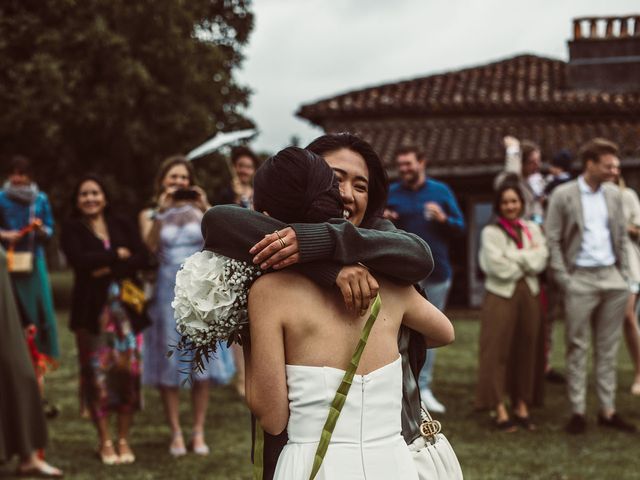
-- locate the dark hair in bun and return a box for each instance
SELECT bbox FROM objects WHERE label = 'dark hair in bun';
[253,147,343,223]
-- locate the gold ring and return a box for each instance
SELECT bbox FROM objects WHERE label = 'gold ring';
[274,230,286,248]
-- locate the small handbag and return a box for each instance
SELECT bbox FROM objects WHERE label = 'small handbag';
[408,405,464,479]
[7,212,40,274]
[7,249,34,273]
[120,278,146,315]
[120,278,151,332]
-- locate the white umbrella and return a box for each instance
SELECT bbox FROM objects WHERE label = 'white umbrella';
[186,129,256,161]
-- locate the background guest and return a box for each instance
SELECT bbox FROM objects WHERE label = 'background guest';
[544,149,573,199]
[61,175,148,465]
[215,145,260,397]
[385,145,465,413]
[139,156,235,457]
[0,155,59,413]
[476,183,548,431]
[0,244,62,477]
[612,165,640,395]
[545,138,635,434]
[0,155,59,359]
[540,148,575,385]
[496,136,546,224]
[216,146,260,208]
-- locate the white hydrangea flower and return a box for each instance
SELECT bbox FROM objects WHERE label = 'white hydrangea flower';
[172,250,260,349]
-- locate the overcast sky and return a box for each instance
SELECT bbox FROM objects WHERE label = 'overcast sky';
[236,0,639,153]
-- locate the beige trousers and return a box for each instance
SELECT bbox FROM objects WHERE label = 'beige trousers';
[564,266,629,414]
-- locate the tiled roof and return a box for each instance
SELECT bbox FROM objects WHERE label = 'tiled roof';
[320,116,640,176]
[297,54,640,174]
[297,54,640,123]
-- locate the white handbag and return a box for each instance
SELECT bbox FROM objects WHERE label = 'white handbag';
[408,405,464,479]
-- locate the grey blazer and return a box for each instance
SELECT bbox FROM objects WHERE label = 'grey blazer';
[544,179,630,286]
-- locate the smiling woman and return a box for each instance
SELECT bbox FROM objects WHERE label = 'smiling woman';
[306,133,388,224]
[61,174,149,465]
[138,156,234,459]
[201,133,437,480]
[476,182,548,432]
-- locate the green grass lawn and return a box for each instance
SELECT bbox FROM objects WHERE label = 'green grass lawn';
[3,273,640,479]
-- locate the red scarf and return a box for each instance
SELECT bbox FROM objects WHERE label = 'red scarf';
[497,217,532,249]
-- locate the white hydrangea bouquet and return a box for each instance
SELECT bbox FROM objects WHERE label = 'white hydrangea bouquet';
[171,250,261,371]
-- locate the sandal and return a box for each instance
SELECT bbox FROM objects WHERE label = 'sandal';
[513,414,537,431]
[117,438,136,464]
[494,418,518,432]
[97,439,120,465]
[191,431,210,456]
[16,463,64,478]
[169,431,187,457]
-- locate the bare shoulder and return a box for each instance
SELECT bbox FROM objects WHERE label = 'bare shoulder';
[377,276,418,304]
[249,271,316,302]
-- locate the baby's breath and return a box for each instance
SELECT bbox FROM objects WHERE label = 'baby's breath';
[171,251,261,373]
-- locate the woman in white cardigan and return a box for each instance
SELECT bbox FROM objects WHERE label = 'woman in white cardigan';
[475,183,549,431]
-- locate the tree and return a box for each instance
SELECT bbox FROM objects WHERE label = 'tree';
[0,0,254,215]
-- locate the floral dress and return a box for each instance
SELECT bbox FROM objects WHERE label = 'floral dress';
[76,241,142,420]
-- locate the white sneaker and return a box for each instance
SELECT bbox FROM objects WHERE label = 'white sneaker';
[421,388,446,414]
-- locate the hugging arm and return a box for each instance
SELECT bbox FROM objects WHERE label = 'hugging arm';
[293,216,434,284]
[401,287,455,348]
[202,205,434,285]
[245,278,289,436]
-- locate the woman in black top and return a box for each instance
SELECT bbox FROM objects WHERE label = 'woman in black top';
[60,175,147,466]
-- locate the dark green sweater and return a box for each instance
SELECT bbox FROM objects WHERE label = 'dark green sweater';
[202,205,434,285]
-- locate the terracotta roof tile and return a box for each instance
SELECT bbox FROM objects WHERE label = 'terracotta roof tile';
[319,117,640,175]
[298,54,640,123]
[297,54,640,175]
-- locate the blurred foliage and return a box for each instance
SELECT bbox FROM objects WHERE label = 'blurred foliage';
[0,0,255,218]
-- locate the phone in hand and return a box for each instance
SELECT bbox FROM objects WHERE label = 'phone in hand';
[172,188,200,201]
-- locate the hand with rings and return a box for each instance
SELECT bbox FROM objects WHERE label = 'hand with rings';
[250,227,300,270]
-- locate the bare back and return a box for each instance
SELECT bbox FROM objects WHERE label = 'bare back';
[246,269,454,435]
[254,271,415,374]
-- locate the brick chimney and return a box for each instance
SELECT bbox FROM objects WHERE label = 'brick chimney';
[567,15,640,92]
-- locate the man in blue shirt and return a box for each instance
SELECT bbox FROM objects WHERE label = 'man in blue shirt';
[385,146,465,413]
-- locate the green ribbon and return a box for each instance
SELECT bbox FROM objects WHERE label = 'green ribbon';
[309,294,382,480]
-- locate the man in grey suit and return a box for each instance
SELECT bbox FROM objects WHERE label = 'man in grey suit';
[545,138,636,434]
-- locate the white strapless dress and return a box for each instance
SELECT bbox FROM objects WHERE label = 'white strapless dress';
[273,355,419,480]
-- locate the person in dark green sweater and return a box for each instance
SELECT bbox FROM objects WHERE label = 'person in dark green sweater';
[202,133,434,480]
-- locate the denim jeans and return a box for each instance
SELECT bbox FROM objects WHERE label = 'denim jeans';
[418,277,452,392]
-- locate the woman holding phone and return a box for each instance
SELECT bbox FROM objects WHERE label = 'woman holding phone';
[139,156,235,457]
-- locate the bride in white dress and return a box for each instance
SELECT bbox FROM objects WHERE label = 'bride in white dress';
[245,270,454,480]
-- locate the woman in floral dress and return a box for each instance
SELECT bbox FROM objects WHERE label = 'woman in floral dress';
[61,175,147,465]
